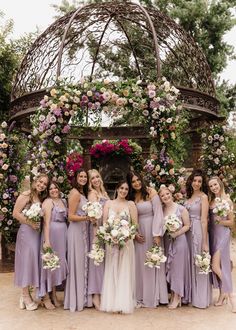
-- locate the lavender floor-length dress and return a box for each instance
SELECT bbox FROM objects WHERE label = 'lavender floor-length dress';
[39,203,68,297]
[64,195,92,312]
[166,205,191,303]
[209,209,232,293]
[135,195,168,308]
[88,197,107,295]
[185,197,212,308]
[14,222,40,288]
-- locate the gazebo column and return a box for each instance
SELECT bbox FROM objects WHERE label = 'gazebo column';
[80,139,94,170]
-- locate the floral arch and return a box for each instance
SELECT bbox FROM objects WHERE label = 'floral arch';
[2,1,232,248]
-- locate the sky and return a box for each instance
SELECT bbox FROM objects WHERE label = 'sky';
[0,0,236,84]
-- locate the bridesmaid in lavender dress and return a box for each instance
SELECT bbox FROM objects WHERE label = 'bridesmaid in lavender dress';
[185,169,212,308]
[64,169,95,312]
[13,173,49,311]
[159,186,191,308]
[39,181,68,309]
[208,176,236,312]
[127,172,168,308]
[87,169,109,310]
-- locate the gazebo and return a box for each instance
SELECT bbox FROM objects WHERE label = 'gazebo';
[10,1,220,167]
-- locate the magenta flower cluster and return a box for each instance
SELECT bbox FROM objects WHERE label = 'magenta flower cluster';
[90,139,133,159]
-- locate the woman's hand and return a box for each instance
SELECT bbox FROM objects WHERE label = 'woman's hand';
[135,233,145,244]
[202,242,209,252]
[153,236,161,246]
[43,241,51,249]
[28,220,40,231]
[88,216,97,226]
[170,232,178,239]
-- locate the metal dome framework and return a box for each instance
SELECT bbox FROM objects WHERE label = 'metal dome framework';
[10,1,219,122]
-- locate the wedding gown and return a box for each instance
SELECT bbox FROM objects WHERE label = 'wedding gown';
[100,208,136,314]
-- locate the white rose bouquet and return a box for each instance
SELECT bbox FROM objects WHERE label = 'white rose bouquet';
[22,202,42,229]
[144,245,167,269]
[82,201,103,219]
[195,251,211,274]
[163,214,181,235]
[96,211,137,249]
[213,197,231,219]
[88,243,105,266]
[42,247,60,271]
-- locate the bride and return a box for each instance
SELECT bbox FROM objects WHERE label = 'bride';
[100,180,138,314]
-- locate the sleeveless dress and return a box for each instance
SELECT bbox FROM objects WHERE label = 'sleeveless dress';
[14,202,41,288]
[185,197,212,308]
[209,209,232,293]
[135,195,168,307]
[39,201,68,297]
[100,208,136,314]
[88,197,108,295]
[64,195,92,312]
[166,205,191,303]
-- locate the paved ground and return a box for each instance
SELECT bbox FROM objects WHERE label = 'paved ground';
[1,240,236,330]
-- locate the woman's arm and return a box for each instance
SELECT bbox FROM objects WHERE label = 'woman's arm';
[13,193,39,230]
[102,200,111,224]
[128,201,138,225]
[201,194,209,252]
[218,199,234,228]
[151,194,164,245]
[42,199,53,247]
[170,207,190,239]
[68,189,88,222]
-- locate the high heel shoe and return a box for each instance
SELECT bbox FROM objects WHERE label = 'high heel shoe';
[229,294,236,313]
[168,297,181,309]
[92,294,100,311]
[19,296,38,311]
[41,296,55,310]
[214,294,228,306]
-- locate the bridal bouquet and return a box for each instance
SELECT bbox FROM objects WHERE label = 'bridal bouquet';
[96,211,137,249]
[195,251,211,274]
[42,247,60,271]
[88,243,105,266]
[163,214,182,235]
[144,245,167,269]
[22,202,42,228]
[213,197,231,218]
[82,201,103,219]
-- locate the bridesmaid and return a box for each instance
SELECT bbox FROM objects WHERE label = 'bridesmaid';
[185,169,212,308]
[13,173,49,311]
[64,168,95,312]
[87,169,109,310]
[159,186,191,308]
[127,171,168,308]
[208,176,236,312]
[39,180,68,309]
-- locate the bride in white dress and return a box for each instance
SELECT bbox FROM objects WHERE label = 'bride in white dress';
[100,180,138,314]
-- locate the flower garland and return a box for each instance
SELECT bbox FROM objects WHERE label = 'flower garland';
[143,147,186,199]
[200,123,236,200]
[90,139,143,172]
[29,77,183,186]
[66,151,84,182]
[0,122,22,243]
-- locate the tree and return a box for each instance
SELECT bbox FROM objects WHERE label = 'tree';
[0,11,39,120]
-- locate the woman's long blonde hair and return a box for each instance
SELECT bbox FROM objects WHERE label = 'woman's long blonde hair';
[88,169,108,198]
[30,173,49,203]
[208,176,228,204]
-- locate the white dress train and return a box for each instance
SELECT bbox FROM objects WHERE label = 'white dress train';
[100,209,136,314]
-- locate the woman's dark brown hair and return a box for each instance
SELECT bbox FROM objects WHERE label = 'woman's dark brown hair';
[186,169,208,198]
[114,179,129,200]
[126,171,148,201]
[71,168,88,197]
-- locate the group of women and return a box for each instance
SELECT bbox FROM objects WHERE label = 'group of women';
[13,167,236,314]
